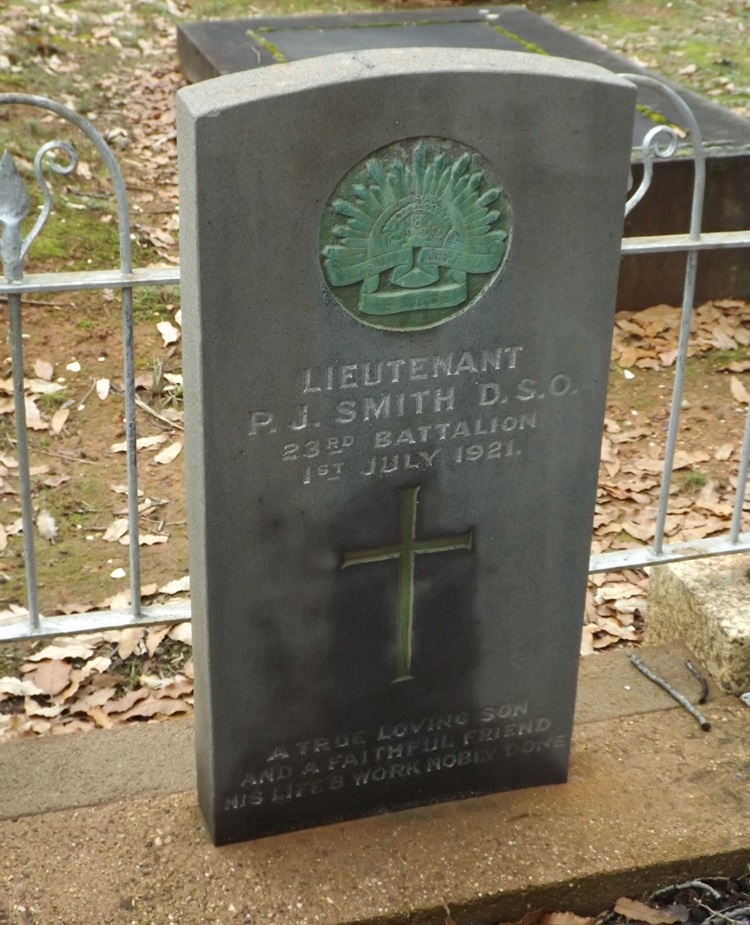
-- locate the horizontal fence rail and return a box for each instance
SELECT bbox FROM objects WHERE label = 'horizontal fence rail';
[2,75,750,641]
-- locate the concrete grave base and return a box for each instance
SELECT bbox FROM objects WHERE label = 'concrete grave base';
[2,645,749,925]
[648,556,750,695]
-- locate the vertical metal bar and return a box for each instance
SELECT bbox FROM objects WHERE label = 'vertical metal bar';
[653,249,700,553]
[121,283,141,613]
[730,402,750,542]
[622,76,706,556]
[8,291,40,630]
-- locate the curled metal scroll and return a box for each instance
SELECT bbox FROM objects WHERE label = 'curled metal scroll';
[619,73,706,235]
[0,93,134,280]
[625,124,681,217]
[22,140,80,261]
[0,94,141,630]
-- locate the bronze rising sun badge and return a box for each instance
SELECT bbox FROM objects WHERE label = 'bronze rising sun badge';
[320,138,512,331]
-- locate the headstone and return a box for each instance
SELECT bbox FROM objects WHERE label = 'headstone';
[176,6,750,312]
[177,48,635,846]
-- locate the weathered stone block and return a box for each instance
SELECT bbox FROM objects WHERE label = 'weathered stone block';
[647,556,750,694]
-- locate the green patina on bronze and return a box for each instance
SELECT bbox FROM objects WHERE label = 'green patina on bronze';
[341,486,473,683]
[320,137,512,331]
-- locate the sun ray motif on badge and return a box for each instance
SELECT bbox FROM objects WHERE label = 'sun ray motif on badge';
[320,138,512,331]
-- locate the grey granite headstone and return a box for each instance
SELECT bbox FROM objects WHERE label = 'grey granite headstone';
[177,48,635,846]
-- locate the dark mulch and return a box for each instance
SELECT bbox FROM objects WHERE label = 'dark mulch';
[598,877,750,925]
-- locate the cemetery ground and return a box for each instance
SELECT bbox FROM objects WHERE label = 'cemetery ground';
[1,1,750,923]
[0,0,749,736]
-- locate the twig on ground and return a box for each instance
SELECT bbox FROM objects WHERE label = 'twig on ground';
[628,652,711,731]
[76,380,98,409]
[134,395,184,431]
[651,881,724,901]
[33,447,98,465]
[0,297,70,308]
[685,659,709,704]
[701,906,750,925]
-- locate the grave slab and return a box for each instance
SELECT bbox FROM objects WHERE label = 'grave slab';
[647,555,750,694]
[177,48,634,845]
[176,6,750,310]
[2,646,749,925]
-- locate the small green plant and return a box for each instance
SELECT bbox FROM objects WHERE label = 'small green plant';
[37,388,69,411]
[134,286,179,323]
[680,467,709,492]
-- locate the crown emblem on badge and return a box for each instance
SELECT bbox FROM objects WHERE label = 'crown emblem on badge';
[321,139,511,330]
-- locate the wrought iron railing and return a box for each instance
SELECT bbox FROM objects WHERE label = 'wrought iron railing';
[1,75,750,641]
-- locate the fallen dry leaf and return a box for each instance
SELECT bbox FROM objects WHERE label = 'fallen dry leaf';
[0,677,44,696]
[153,441,182,465]
[541,914,595,925]
[110,434,168,453]
[50,407,70,435]
[54,601,97,616]
[730,375,750,404]
[595,582,647,601]
[30,659,72,696]
[110,483,144,497]
[69,687,119,714]
[79,657,112,679]
[108,591,131,611]
[86,706,114,729]
[24,397,48,431]
[156,320,180,345]
[714,442,734,461]
[29,642,95,662]
[169,622,192,645]
[33,358,54,381]
[614,899,684,925]
[24,699,64,718]
[117,627,144,659]
[580,625,596,656]
[146,625,171,657]
[118,533,168,546]
[103,686,150,715]
[103,518,129,542]
[37,510,58,543]
[118,696,189,721]
[44,475,70,489]
[159,576,190,595]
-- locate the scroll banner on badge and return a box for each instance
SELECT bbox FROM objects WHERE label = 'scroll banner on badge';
[323,232,507,316]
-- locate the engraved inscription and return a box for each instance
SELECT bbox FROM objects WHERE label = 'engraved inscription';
[223,704,568,812]
[246,343,580,486]
[341,485,472,683]
[320,138,512,331]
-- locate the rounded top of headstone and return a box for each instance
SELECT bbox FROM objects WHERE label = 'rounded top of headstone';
[176,47,635,118]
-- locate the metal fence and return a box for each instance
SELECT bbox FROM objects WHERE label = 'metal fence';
[1,75,750,643]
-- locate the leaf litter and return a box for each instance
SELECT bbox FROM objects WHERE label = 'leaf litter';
[491,876,750,925]
[0,618,193,741]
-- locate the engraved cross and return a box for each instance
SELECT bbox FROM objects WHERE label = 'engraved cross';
[341,485,473,683]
